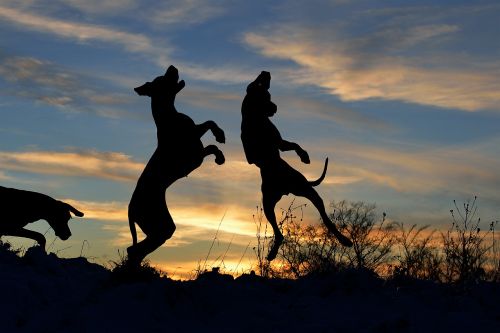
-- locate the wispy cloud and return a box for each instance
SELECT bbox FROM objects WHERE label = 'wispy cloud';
[63,199,128,222]
[0,149,143,182]
[59,0,137,15]
[275,94,392,131]
[317,140,500,200]
[179,85,242,112]
[57,0,226,27]
[0,170,12,181]
[0,4,254,85]
[0,4,171,64]
[148,0,226,27]
[179,63,254,85]
[63,198,257,246]
[0,5,155,53]
[0,55,135,117]
[243,21,500,111]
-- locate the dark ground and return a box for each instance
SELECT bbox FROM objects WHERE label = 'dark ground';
[1,245,499,333]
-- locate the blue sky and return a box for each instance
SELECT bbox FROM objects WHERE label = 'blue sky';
[1,0,499,277]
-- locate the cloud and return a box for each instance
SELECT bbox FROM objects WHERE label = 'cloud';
[243,22,500,111]
[63,199,128,222]
[59,0,137,15]
[0,4,171,69]
[0,5,164,54]
[0,149,143,182]
[148,0,226,27]
[179,85,242,112]
[0,170,12,181]
[56,0,226,27]
[0,55,135,117]
[316,140,500,200]
[0,148,262,237]
[0,4,254,86]
[275,94,391,131]
[178,63,254,85]
[0,146,261,213]
[179,84,391,132]
[63,197,257,246]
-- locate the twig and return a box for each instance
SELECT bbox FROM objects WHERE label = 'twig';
[80,239,90,257]
[202,210,227,271]
[235,241,251,273]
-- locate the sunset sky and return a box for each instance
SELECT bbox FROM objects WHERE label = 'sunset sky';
[1,0,499,278]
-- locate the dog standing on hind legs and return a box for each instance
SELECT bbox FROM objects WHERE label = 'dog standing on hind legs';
[241,71,353,261]
[127,65,225,266]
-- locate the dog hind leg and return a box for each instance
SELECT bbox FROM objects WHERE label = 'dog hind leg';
[262,191,284,261]
[203,144,225,165]
[126,212,176,265]
[294,186,353,247]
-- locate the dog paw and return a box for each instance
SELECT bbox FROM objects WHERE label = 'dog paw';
[266,251,278,262]
[213,128,225,144]
[215,153,225,165]
[266,243,280,261]
[298,149,310,164]
[328,226,353,247]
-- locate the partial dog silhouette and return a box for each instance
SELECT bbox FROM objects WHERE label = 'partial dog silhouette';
[241,71,352,261]
[0,186,84,250]
[127,65,225,265]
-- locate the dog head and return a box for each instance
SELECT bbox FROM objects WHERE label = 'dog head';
[134,65,185,102]
[46,201,84,241]
[245,71,277,117]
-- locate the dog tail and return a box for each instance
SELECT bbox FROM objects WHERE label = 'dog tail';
[309,157,328,187]
[128,212,137,246]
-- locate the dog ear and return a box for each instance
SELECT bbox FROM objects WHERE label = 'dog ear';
[134,82,153,96]
[62,202,84,217]
[175,80,185,94]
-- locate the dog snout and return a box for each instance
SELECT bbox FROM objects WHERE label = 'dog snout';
[59,231,71,240]
[56,229,71,240]
[61,234,70,240]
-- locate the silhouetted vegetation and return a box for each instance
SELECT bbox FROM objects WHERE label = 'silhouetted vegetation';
[254,197,499,285]
[440,197,494,284]
[333,200,396,271]
[109,251,166,284]
[391,223,442,281]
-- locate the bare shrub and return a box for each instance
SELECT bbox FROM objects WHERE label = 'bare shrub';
[109,251,166,284]
[332,200,397,273]
[253,200,396,278]
[486,220,499,281]
[441,197,491,283]
[392,223,442,281]
[278,211,346,278]
[252,196,499,283]
[253,201,345,278]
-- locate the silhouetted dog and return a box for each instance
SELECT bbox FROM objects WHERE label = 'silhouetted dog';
[127,65,225,265]
[0,186,84,250]
[241,71,353,261]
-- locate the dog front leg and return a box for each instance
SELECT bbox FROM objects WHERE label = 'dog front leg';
[196,121,212,138]
[196,121,225,143]
[279,140,310,164]
[3,228,46,250]
[209,122,225,143]
[203,145,225,165]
